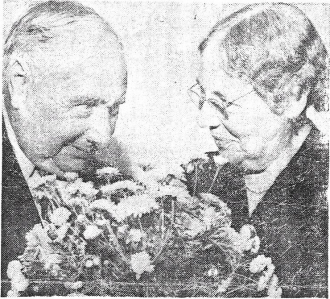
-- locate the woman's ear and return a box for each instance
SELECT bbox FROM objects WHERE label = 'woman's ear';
[306,105,329,140]
[7,55,30,110]
[282,85,309,120]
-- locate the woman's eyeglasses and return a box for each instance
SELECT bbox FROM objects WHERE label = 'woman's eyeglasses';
[187,82,254,119]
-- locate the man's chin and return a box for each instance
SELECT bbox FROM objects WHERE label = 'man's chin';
[53,157,102,176]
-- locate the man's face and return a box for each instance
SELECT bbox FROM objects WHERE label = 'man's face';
[195,47,293,172]
[12,21,127,176]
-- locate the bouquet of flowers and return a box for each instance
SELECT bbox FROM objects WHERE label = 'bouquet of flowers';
[6,162,282,297]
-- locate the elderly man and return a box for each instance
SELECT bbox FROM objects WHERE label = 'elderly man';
[187,4,328,297]
[2,0,127,281]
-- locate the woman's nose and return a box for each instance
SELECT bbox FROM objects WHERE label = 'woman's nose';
[87,106,113,146]
[197,102,221,129]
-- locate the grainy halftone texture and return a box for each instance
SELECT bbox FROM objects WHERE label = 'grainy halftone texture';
[2,1,329,297]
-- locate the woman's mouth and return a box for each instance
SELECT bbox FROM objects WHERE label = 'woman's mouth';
[212,136,237,149]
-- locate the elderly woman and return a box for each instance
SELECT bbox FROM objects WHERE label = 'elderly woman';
[187,3,328,297]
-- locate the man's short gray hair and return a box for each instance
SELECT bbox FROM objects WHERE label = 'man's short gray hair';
[3,0,119,105]
[4,0,116,56]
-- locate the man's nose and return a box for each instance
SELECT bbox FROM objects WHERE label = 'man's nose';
[87,106,113,146]
[197,102,221,129]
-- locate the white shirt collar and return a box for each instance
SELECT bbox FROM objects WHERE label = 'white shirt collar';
[244,125,312,214]
[3,107,35,181]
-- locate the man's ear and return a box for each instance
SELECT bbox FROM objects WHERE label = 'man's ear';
[7,55,30,110]
[282,85,309,120]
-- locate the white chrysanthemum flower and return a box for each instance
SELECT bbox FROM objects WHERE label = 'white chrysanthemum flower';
[129,194,158,217]
[130,251,154,279]
[264,263,275,282]
[257,263,276,292]
[217,276,233,294]
[41,174,57,183]
[68,197,89,207]
[267,274,282,298]
[64,281,83,290]
[85,260,94,268]
[199,193,220,203]
[55,223,70,241]
[50,207,71,226]
[207,266,219,277]
[96,167,120,176]
[251,236,261,254]
[91,195,159,222]
[93,257,101,266]
[11,273,29,292]
[257,274,268,292]
[66,179,98,197]
[151,185,190,203]
[7,290,19,297]
[80,181,98,197]
[31,174,57,189]
[55,181,70,203]
[133,160,185,185]
[240,224,256,241]
[117,224,129,235]
[241,238,254,252]
[76,214,87,223]
[95,219,109,226]
[101,180,144,194]
[249,255,272,273]
[7,261,23,279]
[127,229,145,243]
[83,225,102,239]
[185,217,205,237]
[202,207,218,230]
[89,199,116,214]
[25,224,53,250]
[44,254,62,270]
[132,170,158,189]
[64,172,79,181]
[223,227,241,245]
[31,189,46,200]
[236,225,259,253]
[199,193,231,216]
[93,194,157,222]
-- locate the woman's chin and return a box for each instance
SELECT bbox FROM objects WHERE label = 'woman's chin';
[241,159,268,173]
[218,148,245,166]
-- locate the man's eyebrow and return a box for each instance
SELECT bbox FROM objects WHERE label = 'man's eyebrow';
[70,93,126,106]
[70,96,103,106]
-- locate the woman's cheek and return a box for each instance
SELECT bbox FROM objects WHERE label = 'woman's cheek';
[241,136,265,158]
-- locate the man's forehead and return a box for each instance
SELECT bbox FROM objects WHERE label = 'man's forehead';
[31,38,126,106]
[33,20,125,74]
[31,17,122,71]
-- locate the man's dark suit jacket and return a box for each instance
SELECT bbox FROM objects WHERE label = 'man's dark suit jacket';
[1,123,39,284]
[186,128,328,297]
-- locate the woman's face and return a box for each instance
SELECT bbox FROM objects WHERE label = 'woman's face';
[195,50,294,172]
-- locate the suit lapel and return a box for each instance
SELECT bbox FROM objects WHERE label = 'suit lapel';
[1,120,40,279]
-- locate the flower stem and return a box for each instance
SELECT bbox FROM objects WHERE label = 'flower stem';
[208,165,221,193]
[106,223,129,264]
